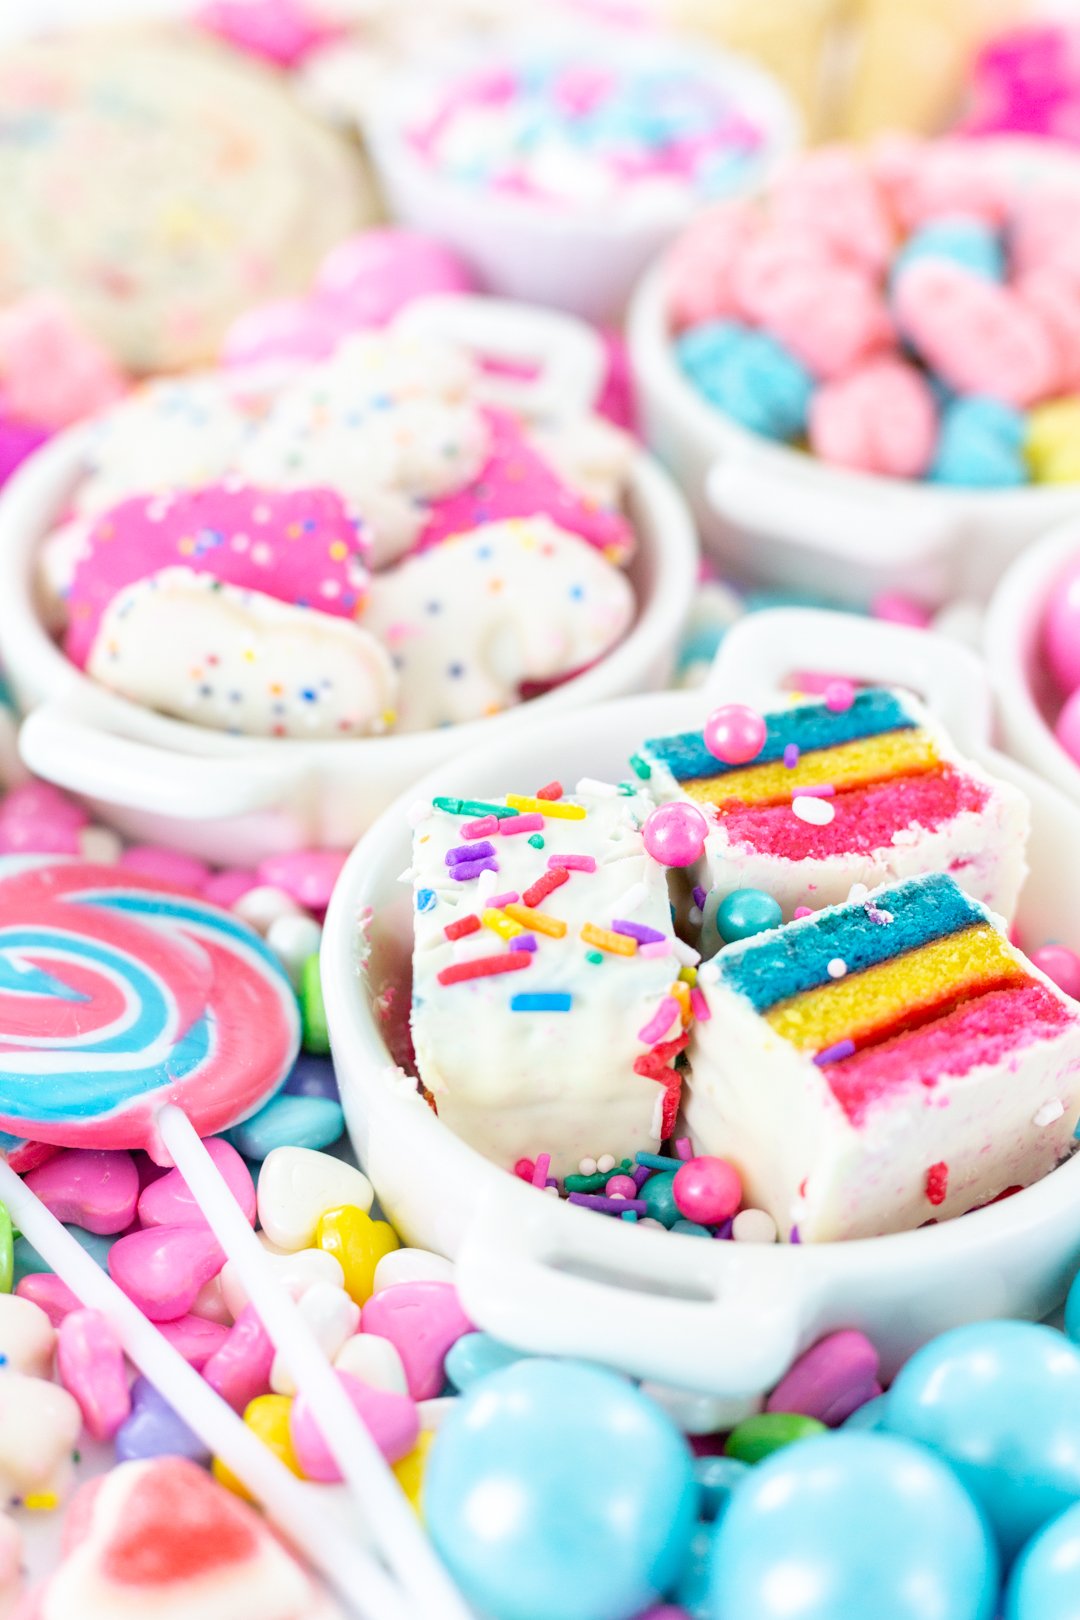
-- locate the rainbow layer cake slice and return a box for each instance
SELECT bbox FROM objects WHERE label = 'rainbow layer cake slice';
[409,781,692,1178]
[636,687,1029,925]
[689,873,1080,1241]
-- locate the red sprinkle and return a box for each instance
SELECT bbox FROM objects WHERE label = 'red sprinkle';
[523,867,570,907]
[444,915,481,941]
[536,781,563,800]
[437,952,532,986]
[925,1162,949,1206]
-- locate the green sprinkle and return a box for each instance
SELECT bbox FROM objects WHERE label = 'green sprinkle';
[629,753,652,780]
[432,796,516,820]
[564,1159,633,1195]
[586,950,604,965]
[527,834,545,850]
[724,1413,827,1465]
[300,954,330,1055]
[0,1203,11,1295]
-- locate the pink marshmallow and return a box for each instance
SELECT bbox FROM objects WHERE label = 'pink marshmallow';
[0,294,126,430]
[809,357,938,479]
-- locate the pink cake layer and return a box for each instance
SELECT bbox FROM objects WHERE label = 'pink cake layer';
[822,980,1075,1126]
[716,766,990,861]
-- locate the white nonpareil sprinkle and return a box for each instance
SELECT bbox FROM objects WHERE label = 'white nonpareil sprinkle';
[698,959,721,985]
[1034,1099,1065,1127]
[827,958,847,979]
[792,795,835,826]
[671,937,701,968]
[847,883,869,903]
[575,777,619,798]
[407,800,433,827]
[597,1154,616,1174]
[732,1209,778,1244]
[688,905,704,927]
[579,1157,598,1176]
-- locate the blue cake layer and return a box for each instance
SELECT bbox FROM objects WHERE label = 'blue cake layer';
[717,874,987,1013]
[641,688,916,784]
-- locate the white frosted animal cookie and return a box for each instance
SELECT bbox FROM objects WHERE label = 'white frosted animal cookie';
[87,568,397,740]
[364,516,635,731]
[0,29,371,372]
[527,411,636,511]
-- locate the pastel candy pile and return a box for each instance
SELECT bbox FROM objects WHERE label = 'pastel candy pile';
[408,52,767,208]
[668,137,1080,486]
[690,873,1080,1241]
[637,686,1030,925]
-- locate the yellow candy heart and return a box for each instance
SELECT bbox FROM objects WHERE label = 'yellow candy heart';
[316,1205,400,1306]
[1027,397,1080,483]
[393,1429,436,1516]
[213,1393,301,1499]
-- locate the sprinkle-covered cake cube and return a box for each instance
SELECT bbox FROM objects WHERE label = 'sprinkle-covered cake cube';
[636,687,1029,926]
[689,873,1080,1241]
[409,782,694,1177]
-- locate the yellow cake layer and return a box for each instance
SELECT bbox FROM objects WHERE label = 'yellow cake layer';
[680,728,940,809]
[764,924,1024,1053]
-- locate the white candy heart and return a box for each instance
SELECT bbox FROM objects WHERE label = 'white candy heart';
[0,1371,82,1500]
[334,1333,408,1396]
[0,1295,56,1378]
[372,1248,456,1294]
[220,1248,344,1321]
[639,1381,763,1435]
[271,1285,360,1396]
[257,1147,374,1253]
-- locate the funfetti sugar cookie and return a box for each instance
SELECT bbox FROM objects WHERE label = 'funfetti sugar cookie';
[0,28,371,372]
[87,568,396,740]
[636,686,1029,928]
[363,517,635,732]
[409,780,691,1177]
[689,874,1080,1242]
[21,1457,345,1619]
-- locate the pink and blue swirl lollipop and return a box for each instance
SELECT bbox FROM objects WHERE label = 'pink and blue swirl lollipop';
[0,859,300,1160]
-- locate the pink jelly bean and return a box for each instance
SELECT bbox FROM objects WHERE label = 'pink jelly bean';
[57,1309,132,1441]
[1043,555,1080,694]
[255,849,348,912]
[118,846,212,891]
[108,1225,226,1322]
[137,1137,256,1230]
[766,1330,881,1426]
[16,1273,80,1327]
[1055,685,1080,767]
[360,1282,473,1401]
[1031,943,1080,1000]
[808,356,938,478]
[201,869,259,908]
[221,297,346,368]
[0,781,87,855]
[24,1149,139,1236]
[894,258,1057,407]
[289,1370,419,1478]
[157,1314,231,1370]
[312,229,475,326]
[202,1304,275,1411]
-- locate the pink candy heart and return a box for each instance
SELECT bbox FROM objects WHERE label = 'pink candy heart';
[256,849,348,913]
[289,1370,419,1478]
[203,1305,276,1413]
[360,1281,473,1401]
[108,1225,226,1322]
[57,1309,131,1442]
[808,357,938,478]
[765,1329,881,1426]
[24,1149,139,1236]
[16,1274,81,1328]
[157,1315,232,1370]
[137,1137,256,1231]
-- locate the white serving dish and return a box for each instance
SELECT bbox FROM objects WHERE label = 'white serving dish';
[984,515,1080,803]
[0,296,698,867]
[323,607,1080,1398]
[359,24,799,324]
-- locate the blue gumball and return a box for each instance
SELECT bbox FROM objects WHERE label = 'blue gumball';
[1005,1499,1080,1618]
[1064,1269,1080,1346]
[884,1321,1080,1561]
[423,1358,699,1620]
[707,1432,998,1620]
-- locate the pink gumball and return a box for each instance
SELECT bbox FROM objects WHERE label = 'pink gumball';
[1031,943,1080,1001]
[1055,684,1080,766]
[642,803,708,868]
[703,704,767,765]
[672,1156,742,1225]
[1043,554,1080,695]
[824,679,856,713]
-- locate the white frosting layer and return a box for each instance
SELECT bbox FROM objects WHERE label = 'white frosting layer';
[410,783,686,1177]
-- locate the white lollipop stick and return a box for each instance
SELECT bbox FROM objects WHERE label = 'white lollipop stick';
[157,1106,475,1620]
[0,1159,410,1620]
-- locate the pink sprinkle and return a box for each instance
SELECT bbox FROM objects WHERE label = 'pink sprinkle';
[488,892,520,909]
[639,940,672,959]
[549,854,597,872]
[531,1153,552,1189]
[638,997,680,1045]
[792,783,835,798]
[794,906,814,919]
[462,816,499,838]
[690,986,711,1022]
[501,814,545,835]
[674,1138,692,1160]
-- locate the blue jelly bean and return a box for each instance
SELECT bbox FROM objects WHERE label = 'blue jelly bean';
[282,1052,340,1102]
[1004,1498,1080,1619]
[694,1455,749,1521]
[678,321,812,441]
[425,1359,698,1620]
[884,1320,1080,1560]
[226,1095,344,1159]
[715,889,783,944]
[444,1332,529,1392]
[842,1391,890,1432]
[930,396,1027,488]
[893,216,1005,285]
[13,1225,113,1285]
[708,1432,998,1620]
[115,1377,210,1464]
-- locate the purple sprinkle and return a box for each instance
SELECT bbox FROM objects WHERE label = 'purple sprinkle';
[814,1038,856,1066]
[446,841,495,866]
[692,886,707,910]
[713,1218,734,1240]
[611,919,666,945]
[790,1225,802,1244]
[632,1165,653,1189]
[488,891,520,908]
[784,744,800,769]
[568,1193,648,1215]
[449,857,499,882]
[516,933,538,953]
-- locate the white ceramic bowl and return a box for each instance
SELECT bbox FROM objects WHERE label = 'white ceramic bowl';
[359,25,800,324]
[0,298,698,867]
[984,515,1080,804]
[323,607,1080,1398]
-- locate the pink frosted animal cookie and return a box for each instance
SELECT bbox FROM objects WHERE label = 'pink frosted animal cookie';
[808,358,938,478]
[62,481,372,670]
[16,1457,345,1619]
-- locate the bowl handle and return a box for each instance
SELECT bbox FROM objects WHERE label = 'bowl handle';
[19,701,296,821]
[391,293,607,417]
[705,608,995,754]
[454,1196,804,1396]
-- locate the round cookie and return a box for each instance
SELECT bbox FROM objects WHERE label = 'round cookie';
[0,28,372,372]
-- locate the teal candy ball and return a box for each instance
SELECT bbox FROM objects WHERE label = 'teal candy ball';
[716,888,783,944]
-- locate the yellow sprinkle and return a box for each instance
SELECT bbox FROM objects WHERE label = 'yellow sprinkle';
[328,540,348,561]
[671,980,693,1024]
[381,709,398,729]
[242,648,256,663]
[503,903,568,938]
[23,1492,58,1512]
[482,908,525,941]
[506,795,586,820]
[581,922,637,956]
[681,729,939,810]
[678,966,698,986]
[177,536,196,556]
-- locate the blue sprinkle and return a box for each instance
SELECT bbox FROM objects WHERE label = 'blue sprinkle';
[417,888,437,913]
[510,992,573,1012]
